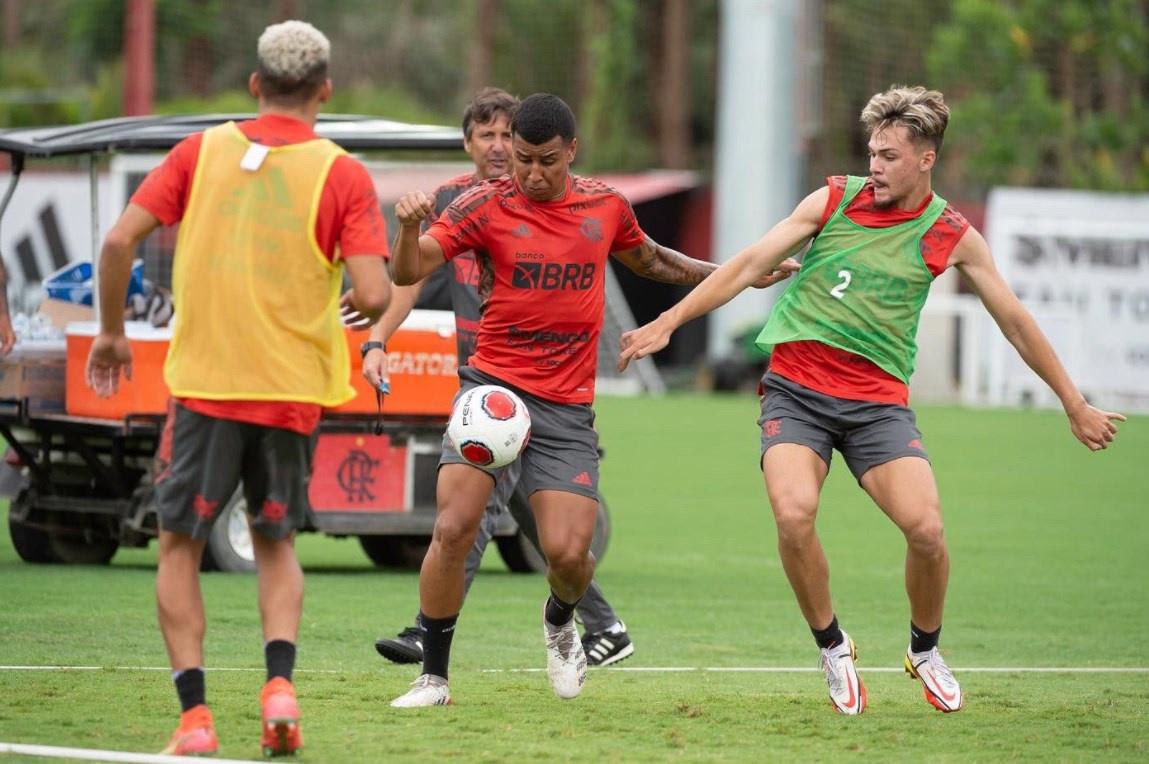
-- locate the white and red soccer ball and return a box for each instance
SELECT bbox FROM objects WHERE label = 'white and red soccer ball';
[447,384,531,468]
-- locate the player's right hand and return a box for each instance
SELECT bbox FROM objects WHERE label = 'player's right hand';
[362,345,390,393]
[619,317,674,372]
[86,333,133,398]
[395,191,436,227]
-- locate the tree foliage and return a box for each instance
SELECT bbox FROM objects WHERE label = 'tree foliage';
[927,0,1149,191]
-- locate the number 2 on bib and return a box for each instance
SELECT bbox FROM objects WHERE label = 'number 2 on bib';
[830,270,852,300]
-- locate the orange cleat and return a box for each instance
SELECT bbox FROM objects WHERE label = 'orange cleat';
[260,677,303,757]
[160,704,218,757]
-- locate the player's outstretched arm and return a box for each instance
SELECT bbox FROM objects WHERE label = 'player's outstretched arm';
[617,187,827,371]
[952,227,1126,451]
[391,191,447,286]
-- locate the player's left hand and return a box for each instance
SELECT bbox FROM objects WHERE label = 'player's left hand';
[1066,399,1125,451]
[340,290,379,329]
[618,317,674,371]
[750,257,800,289]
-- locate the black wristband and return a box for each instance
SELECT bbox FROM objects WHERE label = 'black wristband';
[360,341,386,359]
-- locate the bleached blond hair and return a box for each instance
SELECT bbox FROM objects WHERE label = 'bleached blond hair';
[256,20,329,101]
[860,85,949,152]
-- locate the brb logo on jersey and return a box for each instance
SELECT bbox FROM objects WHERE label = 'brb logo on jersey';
[511,261,597,291]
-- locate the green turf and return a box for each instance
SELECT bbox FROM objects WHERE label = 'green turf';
[0,395,1145,761]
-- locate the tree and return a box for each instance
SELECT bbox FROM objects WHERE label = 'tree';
[927,0,1149,191]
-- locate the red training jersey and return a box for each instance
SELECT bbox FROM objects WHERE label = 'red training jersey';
[426,174,646,404]
[768,175,970,405]
[130,113,389,434]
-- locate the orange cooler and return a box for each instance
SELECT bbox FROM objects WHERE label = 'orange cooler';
[66,310,459,420]
[65,321,172,418]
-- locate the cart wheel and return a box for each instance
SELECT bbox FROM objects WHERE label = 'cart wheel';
[358,535,430,570]
[496,492,611,574]
[201,491,256,573]
[47,533,119,565]
[8,491,59,564]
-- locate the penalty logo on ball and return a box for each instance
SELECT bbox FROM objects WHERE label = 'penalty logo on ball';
[448,384,531,469]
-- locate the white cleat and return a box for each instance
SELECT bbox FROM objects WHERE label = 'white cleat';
[390,673,452,708]
[820,631,867,715]
[544,606,587,700]
[905,646,963,712]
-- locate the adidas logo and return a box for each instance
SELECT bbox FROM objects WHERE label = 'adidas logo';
[572,471,592,486]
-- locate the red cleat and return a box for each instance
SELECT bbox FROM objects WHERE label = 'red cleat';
[260,677,303,757]
[160,704,218,757]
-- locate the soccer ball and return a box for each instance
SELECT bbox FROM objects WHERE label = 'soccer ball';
[447,384,531,468]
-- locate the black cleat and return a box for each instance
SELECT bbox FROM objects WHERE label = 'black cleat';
[581,624,634,667]
[374,626,424,664]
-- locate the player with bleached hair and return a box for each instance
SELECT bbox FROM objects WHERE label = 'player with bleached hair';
[620,85,1124,715]
[86,20,390,755]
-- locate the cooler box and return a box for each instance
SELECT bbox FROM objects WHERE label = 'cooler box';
[333,309,459,417]
[65,310,459,420]
[65,321,171,418]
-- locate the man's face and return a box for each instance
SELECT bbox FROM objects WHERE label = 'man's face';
[464,114,512,180]
[867,124,935,208]
[512,134,577,202]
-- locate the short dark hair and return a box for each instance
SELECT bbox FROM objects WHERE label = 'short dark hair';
[462,87,520,139]
[257,61,328,104]
[511,93,576,146]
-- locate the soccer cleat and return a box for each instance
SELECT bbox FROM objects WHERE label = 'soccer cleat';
[819,632,867,715]
[544,604,587,699]
[374,625,424,665]
[390,673,452,708]
[260,677,303,757]
[160,704,218,757]
[581,623,635,667]
[905,646,964,712]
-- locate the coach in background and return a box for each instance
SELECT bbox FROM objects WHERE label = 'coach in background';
[620,85,1124,716]
[85,20,389,757]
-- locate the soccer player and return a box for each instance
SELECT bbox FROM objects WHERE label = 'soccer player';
[618,85,1125,715]
[364,88,637,669]
[386,93,796,707]
[85,21,390,755]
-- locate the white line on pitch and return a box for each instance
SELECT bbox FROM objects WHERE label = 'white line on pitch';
[484,666,1149,674]
[2,664,1147,675]
[0,741,262,763]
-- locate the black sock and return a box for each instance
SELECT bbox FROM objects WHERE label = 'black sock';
[173,668,206,712]
[811,616,844,649]
[910,622,941,654]
[420,612,458,681]
[544,592,579,627]
[265,640,296,682]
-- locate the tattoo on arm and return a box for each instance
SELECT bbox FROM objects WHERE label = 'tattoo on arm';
[615,237,717,286]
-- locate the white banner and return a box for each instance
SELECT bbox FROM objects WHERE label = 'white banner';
[986,187,1149,411]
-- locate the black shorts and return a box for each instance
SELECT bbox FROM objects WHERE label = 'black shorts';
[440,367,599,500]
[154,401,315,541]
[758,371,929,482]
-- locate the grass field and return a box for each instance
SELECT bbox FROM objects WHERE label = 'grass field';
[0,394,1145,762]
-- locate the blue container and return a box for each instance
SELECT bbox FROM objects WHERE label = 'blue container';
[43,260,145,306]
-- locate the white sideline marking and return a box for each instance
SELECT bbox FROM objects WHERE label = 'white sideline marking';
[2,664,1147,675]
[0,741,261,763]
[0,665,339,673]
[486,666,1149,674]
